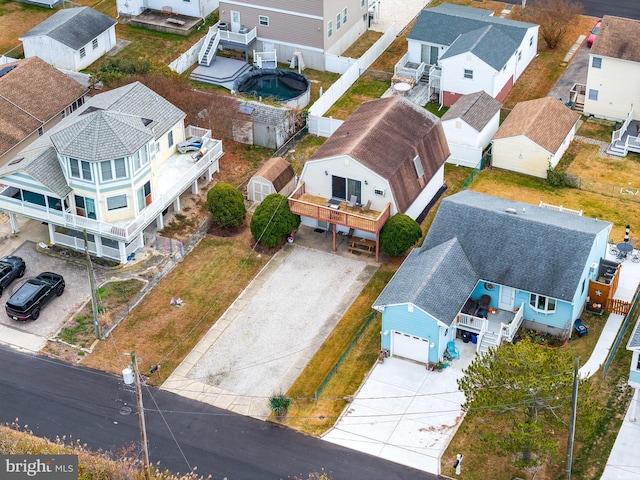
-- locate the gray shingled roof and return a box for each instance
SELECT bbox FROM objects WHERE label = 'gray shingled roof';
[374,238,479,326]
[0,147,71,198]
[20,7,116,51]
[408,4,535,51]
[439,25,517,71]
[50,81,185,162]
[441,91,502,132]
[421,191,611,302]
[628,320,640,350]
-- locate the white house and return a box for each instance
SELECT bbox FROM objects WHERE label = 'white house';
[492,97,580,179]
[117,0,219,19]
[584,15,640,123]
[0,82,223,264]
[440,91,502,168]
[288,96,450,259]
[395,3,538,107]
[0,56,88,166]
[20,7,117,72]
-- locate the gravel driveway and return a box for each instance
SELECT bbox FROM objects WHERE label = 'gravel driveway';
[163,245,378,419]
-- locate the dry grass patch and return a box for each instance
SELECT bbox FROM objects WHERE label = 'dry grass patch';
[566,142,638,186]
[0,0,51,54]
[81,234,268,382]
[578,119,617,143]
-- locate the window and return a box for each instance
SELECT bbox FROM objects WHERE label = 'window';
[107,194,127,211]
[327,20,333,38]
[592,57,602,69]
[518,50,522,61]
[141,146,149,165]
[331,176,361,203]
[529,294,556,313]
[259,15,269,26]
[336,13,341,30]
[100,159,127,181]
[168,131,174,148]
[413,155,424,177]
[529,36,533,47]
[74,195,96,219]
[133,152,141,171]
[47,196,62,211]
[70,97,84,113]
[37,127,43,136]
[70,158,92,181]
[588,89,599,101]
[60,110,66,119]
[361,0,365,7]
[137,181,152,211]
[464,69,473,79]
[79,47,86,59]
[92,38,98,50]
[343,7,347,24]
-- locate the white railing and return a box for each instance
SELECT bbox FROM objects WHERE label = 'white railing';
[613,108,633,144]
[253,50,276,69]
[501,302,524,342]
[53,232,98,255]
[186,125,212,140]
[102,244,121,261]
[476,319,488,353]
[205,32,221,66]
[0,195,66,223]
[538,201,583,216]
[219,27,257,45]
[393,53,426,83]
[457,313,485,332]
[198,26,217,65]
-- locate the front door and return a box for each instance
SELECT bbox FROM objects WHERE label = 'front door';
[230,10,241,33]
[498,286,515,311]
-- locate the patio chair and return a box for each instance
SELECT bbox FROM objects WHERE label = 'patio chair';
[633,250,640,263]
[446,341,460,360]
[347,195,358,211]
[359,199,371,213]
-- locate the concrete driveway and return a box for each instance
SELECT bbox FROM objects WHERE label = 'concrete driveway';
[163,244,378,419]
[0,241,93,351]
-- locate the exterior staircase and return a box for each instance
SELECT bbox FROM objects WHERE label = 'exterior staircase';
[478,331,500,354]
[198,28,220,66]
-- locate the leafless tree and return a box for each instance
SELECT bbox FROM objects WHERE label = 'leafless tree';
[515,0,584,49]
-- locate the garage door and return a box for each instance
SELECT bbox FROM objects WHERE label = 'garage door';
[392,331,430,363]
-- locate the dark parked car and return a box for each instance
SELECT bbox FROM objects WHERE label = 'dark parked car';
[6,272,65,321]
[0,256,26,296]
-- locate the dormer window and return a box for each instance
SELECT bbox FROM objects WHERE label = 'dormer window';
[413,155,424,178]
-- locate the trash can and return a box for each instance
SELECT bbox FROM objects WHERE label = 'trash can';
[218,22,228,31]
[471,333,478,344]
[461,331,471,343]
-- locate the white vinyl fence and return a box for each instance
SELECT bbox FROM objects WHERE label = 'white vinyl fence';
[169,36,207,74]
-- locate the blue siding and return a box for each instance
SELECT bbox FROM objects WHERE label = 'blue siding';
[381,304,443,363]
[629,369,640,388]
[2,172,59,197]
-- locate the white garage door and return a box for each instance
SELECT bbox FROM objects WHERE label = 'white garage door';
[392,331,430,363]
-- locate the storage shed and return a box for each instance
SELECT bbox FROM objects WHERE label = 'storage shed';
[247,157,296,203]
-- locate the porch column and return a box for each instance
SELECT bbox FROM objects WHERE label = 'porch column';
[95,236,103,258]
[631,387,639,422]
[47,223,55,244]
[332,226,337,251]
[173,196,181,213]
[118,241,127,264]
[375,232,380,262]
[156,212,164,230]
[9,212,19,233]
[191,180,199,195]
[206,165,214,182]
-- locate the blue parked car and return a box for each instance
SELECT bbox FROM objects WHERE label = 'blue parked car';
[177,137,203,153]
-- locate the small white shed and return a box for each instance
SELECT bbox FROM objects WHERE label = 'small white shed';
[247,157,296,203]
[441,91,502,168]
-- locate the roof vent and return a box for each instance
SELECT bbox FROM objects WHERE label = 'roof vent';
[8,157,24,166]
[0,65,17,78]
[505,207,517,214]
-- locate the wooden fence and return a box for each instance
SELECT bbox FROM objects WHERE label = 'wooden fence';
[606,298,631,316]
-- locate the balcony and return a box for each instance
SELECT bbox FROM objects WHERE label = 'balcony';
[288,182,391,235]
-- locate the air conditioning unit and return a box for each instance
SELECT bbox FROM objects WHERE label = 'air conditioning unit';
[374,187,385,196]
[590,262,598,275]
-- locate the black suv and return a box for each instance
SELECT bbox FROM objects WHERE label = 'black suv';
[6,272,65,321]
[0,256,26,297]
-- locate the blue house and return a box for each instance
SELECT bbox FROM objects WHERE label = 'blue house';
[627,323,640,411]
[373,191,612,365]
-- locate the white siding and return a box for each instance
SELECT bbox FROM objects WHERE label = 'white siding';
[404,165,444,219]
[514,26,539,82]
[491,135,551,179]
[442,113,499,168]
[584,55,640,122]
[440,53,500,98]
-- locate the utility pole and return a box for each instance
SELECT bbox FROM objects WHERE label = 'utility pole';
[566,355,580,479]
[83,229,101,340]
[131,352,151,480]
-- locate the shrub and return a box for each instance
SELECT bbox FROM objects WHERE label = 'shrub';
[250,193,300,247]
[547,167,577,188]
[207,183,246,228]
[269,392,292,417]
[379,214,422,256]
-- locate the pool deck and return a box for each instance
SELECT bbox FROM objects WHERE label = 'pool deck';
[190,57,251,89]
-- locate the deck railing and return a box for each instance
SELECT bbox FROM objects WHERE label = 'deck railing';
[501,303,524,342]
[219,27,257,45]
[393,53,426,83]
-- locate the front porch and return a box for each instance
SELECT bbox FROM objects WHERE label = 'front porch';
[608,109,640,157]
[288,182,391,261]
[456,302,525,354]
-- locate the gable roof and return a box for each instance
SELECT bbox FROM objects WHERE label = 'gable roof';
[408,4,536,49]
[0,147,71,198]
[50,81,185,162]
[421,191,611,302]
[0,57,88,158]
[439,25,517,71]
[253,157,295,191]
[374,238,479,326]
[591,16,640,63]
[20,7,116,51]
[309,96,450,212]
[441,91,502,132]
[628,319,640,350]
[492,97,580,154]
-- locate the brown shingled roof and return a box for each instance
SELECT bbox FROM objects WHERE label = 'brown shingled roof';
[310,96,450,213]
[0,56,88,157]
[441,91,502,132]
[253,156,295,192]
[591,16,640,63]
[492,97,580,154]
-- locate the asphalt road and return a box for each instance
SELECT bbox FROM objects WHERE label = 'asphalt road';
[0,347,435,480]
[526,0,640,20]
